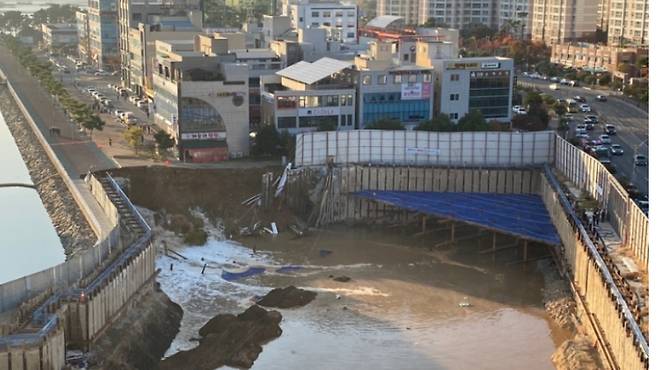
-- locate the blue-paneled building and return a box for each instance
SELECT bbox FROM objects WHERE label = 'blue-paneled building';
[88,0,118,69]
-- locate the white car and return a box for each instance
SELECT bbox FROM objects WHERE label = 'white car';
[136,100,149,109]
[580,104,591,112]
[114,109,125,117]
[599,134,611,144]
[119,111,135,121]
[516,108,527,115]
[512,105,522,113]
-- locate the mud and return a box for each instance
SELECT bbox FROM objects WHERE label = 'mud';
[551,334,604,370]
[332,275,352,283]
[257,286,317,309]
[159,305,283,370]
[0,86,95,256]
[90,283,183,370]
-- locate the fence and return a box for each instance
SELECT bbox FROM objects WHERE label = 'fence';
[295,130,555,168]
[554,136,648,270]
[541,168,648,370]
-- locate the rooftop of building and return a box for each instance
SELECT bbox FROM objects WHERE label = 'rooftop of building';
[233,49,278,60]
[276,57,353,85]
[366,15,404,30]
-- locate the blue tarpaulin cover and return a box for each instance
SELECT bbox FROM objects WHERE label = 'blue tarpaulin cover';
[353,191,561,246]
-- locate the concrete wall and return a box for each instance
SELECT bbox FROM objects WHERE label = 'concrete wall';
[294,130,555,167]
[541,170,648,370]
[554,136,648,270]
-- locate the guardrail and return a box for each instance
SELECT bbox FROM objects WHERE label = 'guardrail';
[543,165,648,367]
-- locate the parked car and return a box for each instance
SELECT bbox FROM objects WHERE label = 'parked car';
[585,123,594,130]
[118,111,135,121]
[118,88,128,97]
[136,100,149,109]
[512,105,522,113]
[129,95,141,104]
[634,154,648,166]
[610,144,624,155]
[123,116,139,125]
[549,83,560,90]
[596,95,608,102]
[550,77,560,83]
[605,124,617,135]
[573,96,586,102]
[576,132,589,140]
[575,124,587,132]
[560,78,569,85]
[584,115,598,122]
[599,134,612,144]
[580,104,592,112]
[114,109,125,117]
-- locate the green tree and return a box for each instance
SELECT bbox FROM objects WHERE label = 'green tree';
[414,113,454,131]
[153,129,175,154]
[366,118,405,130]
[554,104,566,117]
[316,120,337,131]
[81,114,105,138]
[253,124,281,156]
[524,91,543,106]
[123,126,144,154]
[456,111,488,131]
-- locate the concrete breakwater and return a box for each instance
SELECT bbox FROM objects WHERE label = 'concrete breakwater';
[0,86,95,256]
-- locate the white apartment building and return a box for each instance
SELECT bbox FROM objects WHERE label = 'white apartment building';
[417,0,496,29]
[495,0,532,37]
[531,0,599,44]
[286,0,359,43]
[605,0,648,46]
[377,0,419,25]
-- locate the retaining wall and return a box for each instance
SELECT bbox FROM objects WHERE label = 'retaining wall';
[541,169,648,370]
[286,165,541,224]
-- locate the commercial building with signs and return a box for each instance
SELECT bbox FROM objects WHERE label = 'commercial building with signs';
[41,23,78,51]
[352,40,434,128]
[152,36,250,162]
[76,10,91,63]
[285,0,359,43]
[260,57,356,133]
[433,57,514,122]
[88,0,119,69]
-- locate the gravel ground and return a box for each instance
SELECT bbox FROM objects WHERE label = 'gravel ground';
[0,86,96,256]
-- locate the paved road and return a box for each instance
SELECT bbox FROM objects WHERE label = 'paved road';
[0,46,116,177]
[519,78,649,196]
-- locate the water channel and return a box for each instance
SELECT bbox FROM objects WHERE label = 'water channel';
[0,109,63,284]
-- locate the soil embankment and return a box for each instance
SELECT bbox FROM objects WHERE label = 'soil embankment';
[111,166,295,237]
[159,305,283,370]
[90,283,183,370]
[0,86,95,255]
[257,286,317,308]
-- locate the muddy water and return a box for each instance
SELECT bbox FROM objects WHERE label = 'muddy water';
[156,224,569,370]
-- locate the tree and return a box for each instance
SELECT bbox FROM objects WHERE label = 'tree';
[366,118,405,130]
[81,114,105,138]
[554,104,566,117]
[252,124,281,156]
[524,91,543,106]
[123,126,144,154]
[153,129,175,155]
[414,113,453,131]
[316,120,337,131]
[456,111,488,131]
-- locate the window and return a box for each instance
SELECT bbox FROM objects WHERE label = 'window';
[394,75,402,84]
[347,11,355,17]
[311,22,319,26]
[335,11,343,17]
[362,75,371,85]
[340,94,353,106]
[377,74,387,84]
[277,117,297,129]
[311,11,319,17]
[403,54,409,61]
[450,93,460,101]
[450,73,460,81]
[323,22,331,26]
[449,113,459,120]
[277,96,296,109]
[299,17,304,22]
[408,74,417,83]
[423,73,432,82]
[323,11,331,17]
[347,32,355,38]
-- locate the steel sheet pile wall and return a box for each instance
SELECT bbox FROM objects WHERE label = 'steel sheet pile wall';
[554,136,648,269]
[541,171,648,370]
[288,165,541,225]
[295,130,556,167]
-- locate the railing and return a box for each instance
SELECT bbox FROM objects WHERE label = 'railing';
[543,165,648,366]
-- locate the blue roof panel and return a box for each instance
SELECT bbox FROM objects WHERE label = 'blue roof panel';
[352,191,561,245]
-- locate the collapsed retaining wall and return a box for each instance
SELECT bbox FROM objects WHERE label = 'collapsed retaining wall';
[541,169,648,370]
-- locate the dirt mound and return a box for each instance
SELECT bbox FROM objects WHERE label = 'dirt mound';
[552,334,603,370]
[256,286,317,308]
[332,275,352,283]
[159,305,282,370]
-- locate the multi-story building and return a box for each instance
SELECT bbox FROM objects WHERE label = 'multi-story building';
[417,0,496,29]
[286,0,359,43]
[88,0,119,69]
[376,0,418,25]
[76,10,91,63]
[41,23,78,52]
[233,48,283,128]
[531,0,599,44]
[495,0,532,38]
[352,40,434,128]
[550,43,648,73]
[117,0,202,89]
[605,0,648,47]
[128,19,201,97]
[260,57,356,133]
[152,36,250,162]
[431,57,514,122]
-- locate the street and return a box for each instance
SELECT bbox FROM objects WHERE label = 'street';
[519,78,649,196]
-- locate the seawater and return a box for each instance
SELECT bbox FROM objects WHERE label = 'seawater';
[157,225,569,370]
[0,109,64,284]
